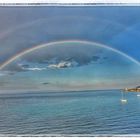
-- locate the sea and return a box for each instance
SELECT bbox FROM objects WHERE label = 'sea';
[0,90,140,136]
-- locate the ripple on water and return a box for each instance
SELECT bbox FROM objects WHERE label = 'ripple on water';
[0,90,140,135]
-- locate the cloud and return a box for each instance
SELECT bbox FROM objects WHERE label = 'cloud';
[47,60,78,69]
[18,60,78,70]
[22,67,46,71]
[41,82,50,85]
[2,53,102,73]
[92,56,100,61]
[17,62,47,71]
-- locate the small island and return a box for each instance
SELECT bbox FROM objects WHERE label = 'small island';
[124,86,140,92]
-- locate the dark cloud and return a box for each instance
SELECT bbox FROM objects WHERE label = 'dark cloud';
[91,56,100,62]
[3,63,27,72]
[42,82,50,85]
[3,51,102,72]
[2,42,110,73]
[19,44,102,69]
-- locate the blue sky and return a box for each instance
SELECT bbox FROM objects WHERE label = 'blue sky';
[0,6,140,91]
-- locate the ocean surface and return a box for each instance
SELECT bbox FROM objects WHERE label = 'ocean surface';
[0,90,140,136]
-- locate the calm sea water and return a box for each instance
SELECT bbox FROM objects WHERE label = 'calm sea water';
[0,90,140,136]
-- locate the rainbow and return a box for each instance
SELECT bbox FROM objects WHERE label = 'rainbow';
[0,40,140,70]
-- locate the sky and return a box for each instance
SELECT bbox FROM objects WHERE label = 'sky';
[0,6,140,92]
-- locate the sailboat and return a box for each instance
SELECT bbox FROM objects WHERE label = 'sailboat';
[137,94,140,97]
[121,91,127,103]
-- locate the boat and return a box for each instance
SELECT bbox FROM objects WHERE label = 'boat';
[121,91,127,103]
[121,99,127,103]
